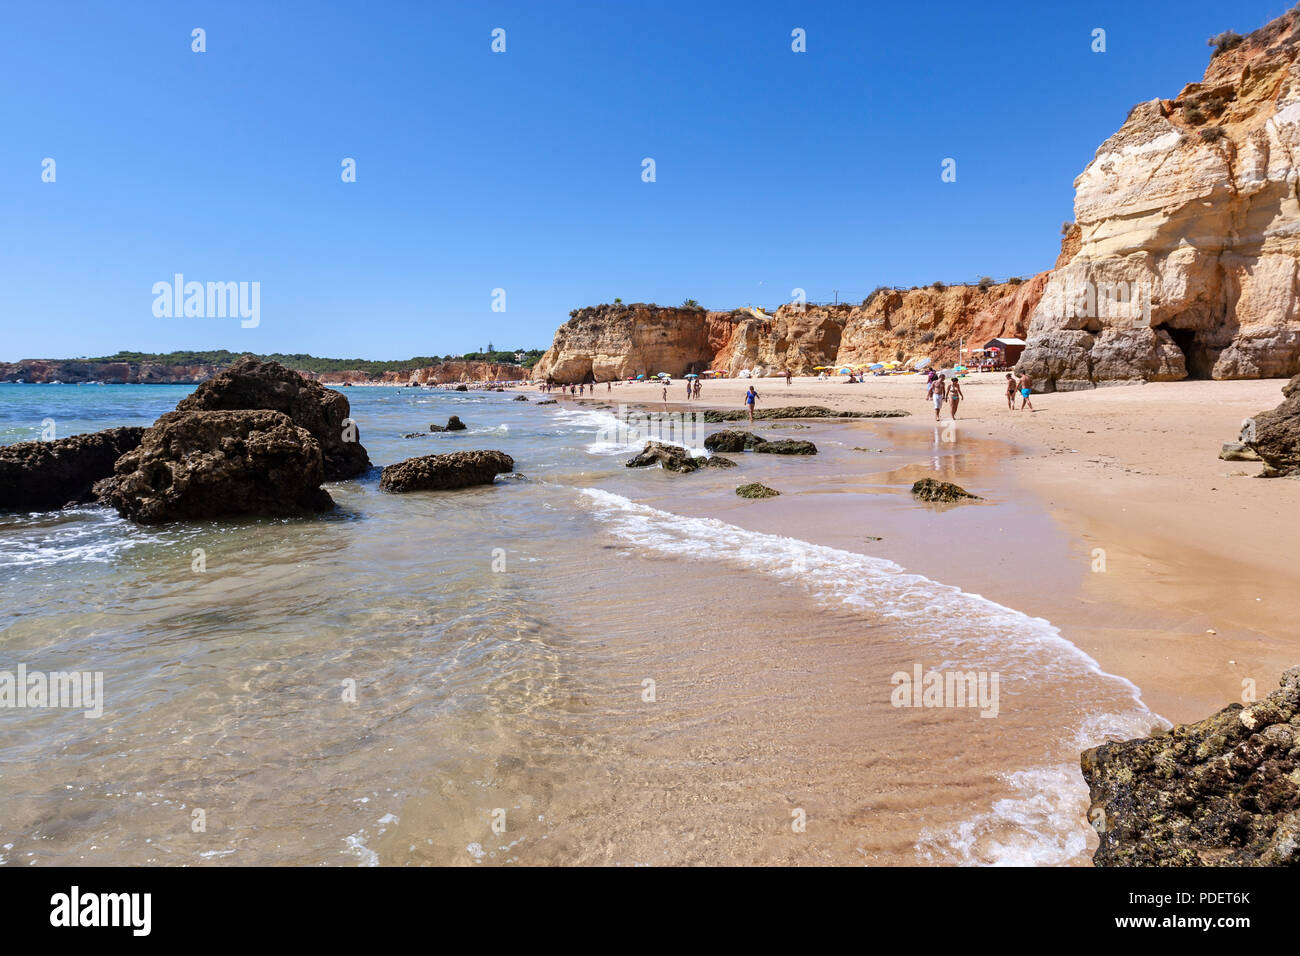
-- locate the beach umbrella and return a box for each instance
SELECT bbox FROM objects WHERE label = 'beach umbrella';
[838,367,852,374]
[869,363,884,370]
[636,374,645,380]
[914,357,932,369]
[685,373,698,378]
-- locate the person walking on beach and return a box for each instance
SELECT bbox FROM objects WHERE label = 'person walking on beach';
[1018,371,1034,411]
[785,370,792,385]
[686,380,692,400]
[927,374,947,422]
[948,375,964,419]
[744,385,759,424]
[1005,373,1017,411]
[662,383,668,404]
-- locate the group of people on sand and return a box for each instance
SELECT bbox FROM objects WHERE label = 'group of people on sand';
[925,369,964,421]
[1006,371,1034,411]
[542,381,614,397]
[923,367,1036,420]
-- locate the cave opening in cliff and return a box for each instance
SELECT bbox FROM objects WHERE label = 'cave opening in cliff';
[1157,324,1213,378]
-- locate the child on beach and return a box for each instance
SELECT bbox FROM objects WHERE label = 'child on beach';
[745,385,759,423]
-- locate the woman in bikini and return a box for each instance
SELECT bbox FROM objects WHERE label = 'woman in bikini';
[948,375,964,419]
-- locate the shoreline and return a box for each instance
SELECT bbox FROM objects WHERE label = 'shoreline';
[537,373,1300,726]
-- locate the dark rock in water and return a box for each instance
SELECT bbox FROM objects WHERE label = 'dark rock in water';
[704,429,767,453]
[1219,441,1261,462]
[1081,666,1300,866]
[736,482,779,498]
[0,426,144,511]
[754,439,817,455]
[175,357,369,480]
[379,450,514,492]
[454,385,468,392]
[513,395,529,401]
[625,441,700,473]
[910,478,980,502]
[446,416,467,432]
[625,441,733,472]
[94,410,333,524]
[537,399,557,405]
[401,432,429,439]
[703,406,908,422]
[1247,374,1300,476]
[428,424,446,433]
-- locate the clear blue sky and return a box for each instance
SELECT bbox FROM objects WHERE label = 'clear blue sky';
[0,0,1287,361]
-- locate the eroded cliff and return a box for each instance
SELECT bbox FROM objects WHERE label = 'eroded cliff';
[1021,9,1300,390]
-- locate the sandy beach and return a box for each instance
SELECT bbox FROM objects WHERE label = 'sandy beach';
[536,373,1300,725]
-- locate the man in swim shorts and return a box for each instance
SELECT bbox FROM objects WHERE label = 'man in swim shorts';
[1018,372,1034,411]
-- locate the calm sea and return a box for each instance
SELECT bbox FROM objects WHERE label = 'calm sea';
[0,383,1159,865]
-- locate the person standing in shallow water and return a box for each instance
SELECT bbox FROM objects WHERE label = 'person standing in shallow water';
[744,385,759,424]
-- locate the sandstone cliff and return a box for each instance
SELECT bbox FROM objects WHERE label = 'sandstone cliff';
[535,280,1047,382]
[1021,9,1300,390]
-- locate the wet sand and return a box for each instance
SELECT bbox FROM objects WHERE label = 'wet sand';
[536,374,1300,725]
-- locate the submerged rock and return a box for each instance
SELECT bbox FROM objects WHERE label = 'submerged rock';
[910,478,981,502]
[703,406,906,422]
[753,439,817,455]
[704,429,767,453]
[446,415,467,431]
[379,450,514,492]
[1082,666,1300,866]
[175,357,369,480]
[513,395,529,401]
[536,399,557,405]
[699,454,736,468]
[0,426,145,512]
[736,482,779,498]
[1247,374,1300,476]
[95,410,333,524]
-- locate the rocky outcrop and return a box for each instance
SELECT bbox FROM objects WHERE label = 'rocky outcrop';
[702,406,906,422]
[534,304,716,382]
[736,483,780,498]
[703,429,768,453]
[753,439,817,455]
[1247,372,1300,474]
[1081,666,1300,866]
[1021,9,1300,390]
[445,416,466,432]
[624,442,734,472]
[379,450,514,492]
[95,411,333,523]
[174,357,370,480]
[911,478,981,502]
[0,427,144,511]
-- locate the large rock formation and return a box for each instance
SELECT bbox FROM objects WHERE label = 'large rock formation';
[1247,372,1300,475]
[0,427,144,511]
[1081,667,1300,866]
[1021,10,1300,390]
[379,450,514,492]
[95,410,334,524]
[175,357,370,480]
[534,282,1044,382]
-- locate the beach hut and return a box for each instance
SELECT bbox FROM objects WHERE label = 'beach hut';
[984,338,1026,367]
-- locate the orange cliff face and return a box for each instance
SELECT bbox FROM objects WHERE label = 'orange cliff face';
[533,279,1049,382]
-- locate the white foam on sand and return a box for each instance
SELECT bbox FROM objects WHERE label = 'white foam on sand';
[579,487,1167,866]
